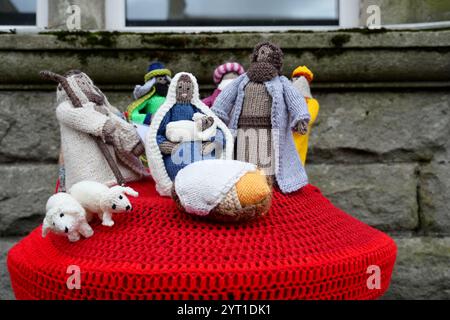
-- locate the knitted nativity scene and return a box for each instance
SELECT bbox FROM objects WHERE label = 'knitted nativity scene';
[7,42,397,300]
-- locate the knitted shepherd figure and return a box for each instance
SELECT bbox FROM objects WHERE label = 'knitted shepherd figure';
[127,62,172,125]
[211,42,310,193]
[202,62,245,107]
[42,70,148,190]
[146,72,272,222]
[291,66,320,166]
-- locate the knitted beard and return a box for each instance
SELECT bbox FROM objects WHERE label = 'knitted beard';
[155,82,169,96]
[246,62,279,83]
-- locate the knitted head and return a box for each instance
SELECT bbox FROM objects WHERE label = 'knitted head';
[40,70,111,110]
[213,62,245,85]
[176,74,194,103]
[144,61,172,83]
[247,42,283,82]
[292,66,314,83]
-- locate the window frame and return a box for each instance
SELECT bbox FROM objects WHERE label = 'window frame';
[106,0,359,32]
[0,0,48,31]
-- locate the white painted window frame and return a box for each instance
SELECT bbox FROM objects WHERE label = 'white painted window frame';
[106,0,359,32]
[0,0,48,31]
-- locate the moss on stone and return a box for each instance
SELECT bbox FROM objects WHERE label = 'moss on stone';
[330,34,351,47]
[140,34,219,48]
[42,31,120,47]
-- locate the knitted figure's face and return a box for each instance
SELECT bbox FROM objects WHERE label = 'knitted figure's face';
[250,42,283,74]
[155,76,170,96]
[44,208,79,236]
[56,70,106,106]
[176,75,194,104]
[222,72,239,81]
[156,76,168,84]
[100,186,136,214]
[256,45,274,63]
[247,42,283,82]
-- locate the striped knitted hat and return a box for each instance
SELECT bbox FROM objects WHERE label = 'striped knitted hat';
[213,62,245,85]
[144,61,172,83]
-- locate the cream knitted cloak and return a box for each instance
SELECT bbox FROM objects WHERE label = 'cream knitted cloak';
[146,72,234,196]
[56,76,144,190]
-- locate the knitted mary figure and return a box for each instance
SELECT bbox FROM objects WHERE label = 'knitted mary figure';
[146,72,272,222]
[212,42,311,194]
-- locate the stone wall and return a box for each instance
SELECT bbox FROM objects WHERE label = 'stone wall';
[0,29,449,300]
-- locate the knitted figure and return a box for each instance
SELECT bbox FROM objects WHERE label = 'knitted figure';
[146,72,233,195]
[42,192,93,242]
[291,66,320,166]
[69,181,138,227]
[211,42,310,193]
[127,62,172,125]
[41,70,148,190]
[202,62,245,107]
[146,72,272,222]
[173,159,272,222]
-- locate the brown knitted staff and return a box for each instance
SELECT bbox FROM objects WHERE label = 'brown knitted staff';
[40,70,126,186]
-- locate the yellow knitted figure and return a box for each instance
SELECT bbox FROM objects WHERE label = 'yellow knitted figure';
[291,66,320,166]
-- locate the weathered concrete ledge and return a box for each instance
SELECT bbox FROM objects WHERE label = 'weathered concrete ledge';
[0,164,57,236]
[0,29,449,85]
[382,237,450,300]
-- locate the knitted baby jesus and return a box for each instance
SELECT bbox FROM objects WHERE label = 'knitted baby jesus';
[146,72,272,222]
[212,42,311,193]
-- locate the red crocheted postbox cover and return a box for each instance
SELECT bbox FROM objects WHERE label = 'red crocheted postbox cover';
[7,180,397,300]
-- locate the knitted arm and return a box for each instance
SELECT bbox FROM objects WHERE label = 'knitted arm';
[202,128,225,156]
[156,112,170,145]
[202,95,214,108]
[56,101,110,137]
[130,108,148,124]
[211,76,242,124]
[281,76,310,129]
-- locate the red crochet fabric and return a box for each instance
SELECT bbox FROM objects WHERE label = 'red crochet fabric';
[8,180,396,300]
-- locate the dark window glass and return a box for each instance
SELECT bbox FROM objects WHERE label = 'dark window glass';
[126,0,338,27]
[0,0,36,26]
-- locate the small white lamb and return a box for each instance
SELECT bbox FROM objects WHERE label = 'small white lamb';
[166,112,217,142]
[69,181,139,227]
[43,192,94,242]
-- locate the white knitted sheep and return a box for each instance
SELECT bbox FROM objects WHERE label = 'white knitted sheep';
[69,181,139,227]
[42,192,94,242]
[165,112,217,142]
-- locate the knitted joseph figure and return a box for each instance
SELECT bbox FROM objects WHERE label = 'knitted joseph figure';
[212,42,310,193]
[146,72,233,196]
[202,62,245,107]
[291,66,320,166]
[46,70,148,190]
[127,62,172,125]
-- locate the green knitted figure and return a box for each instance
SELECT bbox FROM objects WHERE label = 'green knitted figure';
[126,62,172,125]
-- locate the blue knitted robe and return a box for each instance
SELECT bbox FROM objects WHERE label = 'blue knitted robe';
[157,102,225,180]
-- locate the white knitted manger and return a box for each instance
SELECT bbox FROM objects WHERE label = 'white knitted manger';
[174,160,256,215]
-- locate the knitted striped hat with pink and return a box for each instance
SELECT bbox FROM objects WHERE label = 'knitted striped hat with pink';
[213,62,245,85]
